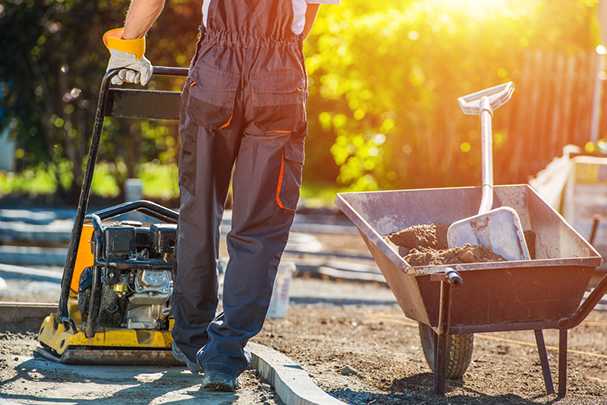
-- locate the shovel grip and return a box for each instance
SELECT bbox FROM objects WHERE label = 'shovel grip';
[458,82,514,115]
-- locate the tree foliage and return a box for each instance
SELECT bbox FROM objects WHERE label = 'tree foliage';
[304,0,599,190]
[0,0,199,201]
[0,0,601,201]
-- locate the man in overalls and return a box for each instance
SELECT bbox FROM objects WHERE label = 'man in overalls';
[103,0,338,391]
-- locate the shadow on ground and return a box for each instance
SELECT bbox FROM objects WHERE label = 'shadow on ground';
[0,357,259,404]
[328,372,554,405]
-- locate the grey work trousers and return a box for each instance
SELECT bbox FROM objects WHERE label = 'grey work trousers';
[172,31,307,377]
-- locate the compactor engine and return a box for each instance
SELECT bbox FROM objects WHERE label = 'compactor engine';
[78,221,176,333]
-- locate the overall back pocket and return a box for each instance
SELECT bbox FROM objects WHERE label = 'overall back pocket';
[250,68,307,135]
[187,63,239,130]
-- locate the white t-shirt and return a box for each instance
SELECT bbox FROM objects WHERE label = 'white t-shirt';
[202,0,339,35]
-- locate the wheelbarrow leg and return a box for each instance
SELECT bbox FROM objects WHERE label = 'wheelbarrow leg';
[558,328,568,398]
[433,280,452,395]
[431,269,463,396]
[533,329,554,395]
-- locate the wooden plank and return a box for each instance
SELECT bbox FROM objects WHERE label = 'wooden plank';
[508,52,533,180]
[559,56,576,150]
[524,51,543,178]
[549,54,566,159]
[537,52,555,171]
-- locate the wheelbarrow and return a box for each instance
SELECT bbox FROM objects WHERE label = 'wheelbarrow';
[336,184,607,397]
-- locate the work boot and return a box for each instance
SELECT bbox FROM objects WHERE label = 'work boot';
[171,341,203,374]
[201,371,239,392]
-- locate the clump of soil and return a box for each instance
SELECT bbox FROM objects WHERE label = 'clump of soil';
[386,223,504,266]
[387,224,448,250]
[404,245,504,266]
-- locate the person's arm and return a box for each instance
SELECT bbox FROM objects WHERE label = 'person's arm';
[102,0,165,86]
[302,4,320,39]
[122,0,165,39]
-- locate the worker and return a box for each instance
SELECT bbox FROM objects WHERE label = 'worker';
[103,0,338,392]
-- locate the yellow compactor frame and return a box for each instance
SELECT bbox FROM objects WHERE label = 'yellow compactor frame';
[37,223,178,365]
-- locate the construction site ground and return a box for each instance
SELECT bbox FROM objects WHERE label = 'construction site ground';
[1,278,606,404]
[256,295,607,404]
[0,328,279,404]
[1,213,606,405]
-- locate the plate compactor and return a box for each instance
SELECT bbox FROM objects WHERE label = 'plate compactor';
[37,66,189,365]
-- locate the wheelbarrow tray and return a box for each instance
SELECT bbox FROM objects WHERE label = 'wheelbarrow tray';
[336,184,602,334]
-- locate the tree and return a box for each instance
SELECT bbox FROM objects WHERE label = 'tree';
[304,0,599,190]
[0,0,199,202]
[0,0,601,201]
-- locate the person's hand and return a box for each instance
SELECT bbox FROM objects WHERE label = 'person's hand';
[107,50,152,86]
[103,28,152,86]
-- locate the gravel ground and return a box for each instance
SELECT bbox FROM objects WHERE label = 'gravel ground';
[0,331,279,404]
[1,271,606,405]
[255,301,607,404]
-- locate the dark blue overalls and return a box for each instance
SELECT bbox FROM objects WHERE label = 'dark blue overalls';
[172,0,307,378]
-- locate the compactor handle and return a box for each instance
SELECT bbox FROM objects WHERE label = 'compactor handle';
[57,66,188,330]
[151,66,189,77]
[100,66,189,85]
[458,82,514,115]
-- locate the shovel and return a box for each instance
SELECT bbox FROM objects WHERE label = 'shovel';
[447,82,531,261]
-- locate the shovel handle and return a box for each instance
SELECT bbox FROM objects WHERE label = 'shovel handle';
[458,82,515,215]
[479,98,494,214]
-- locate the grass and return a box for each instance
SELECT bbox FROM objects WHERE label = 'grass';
[0,167,58,195]
[0,163,341,207]
[137,163,180,199]
[300,181,343,207]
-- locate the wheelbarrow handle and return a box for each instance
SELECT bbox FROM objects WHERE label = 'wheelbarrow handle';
[430,267,464,286]
[558,273,607,329]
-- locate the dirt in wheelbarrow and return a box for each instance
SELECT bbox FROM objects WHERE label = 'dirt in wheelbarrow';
[387,223,505,266]
[256,302,607,405]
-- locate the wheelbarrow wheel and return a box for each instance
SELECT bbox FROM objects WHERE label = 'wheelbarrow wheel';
[418,323,474,380]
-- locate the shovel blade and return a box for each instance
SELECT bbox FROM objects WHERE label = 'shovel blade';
[447,207,531,261]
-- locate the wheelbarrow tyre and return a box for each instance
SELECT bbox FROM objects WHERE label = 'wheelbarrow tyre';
[418,323,474,380]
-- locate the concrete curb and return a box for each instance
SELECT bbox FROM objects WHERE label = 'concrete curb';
[0,302,58,324]
[0,246,66,266]
[0,263,61,283]
[248,342,346,405]
[0,221,71,245]
[0,302,345,405]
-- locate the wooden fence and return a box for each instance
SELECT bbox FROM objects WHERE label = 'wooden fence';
[496,50,604,182]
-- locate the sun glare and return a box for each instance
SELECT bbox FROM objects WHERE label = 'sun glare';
[431,0,534,20]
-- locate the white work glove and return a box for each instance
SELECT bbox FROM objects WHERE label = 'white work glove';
[107,50,152,86]
[103,28,152,86]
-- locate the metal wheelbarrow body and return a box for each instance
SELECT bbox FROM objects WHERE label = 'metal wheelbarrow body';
[336,184,606,397]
